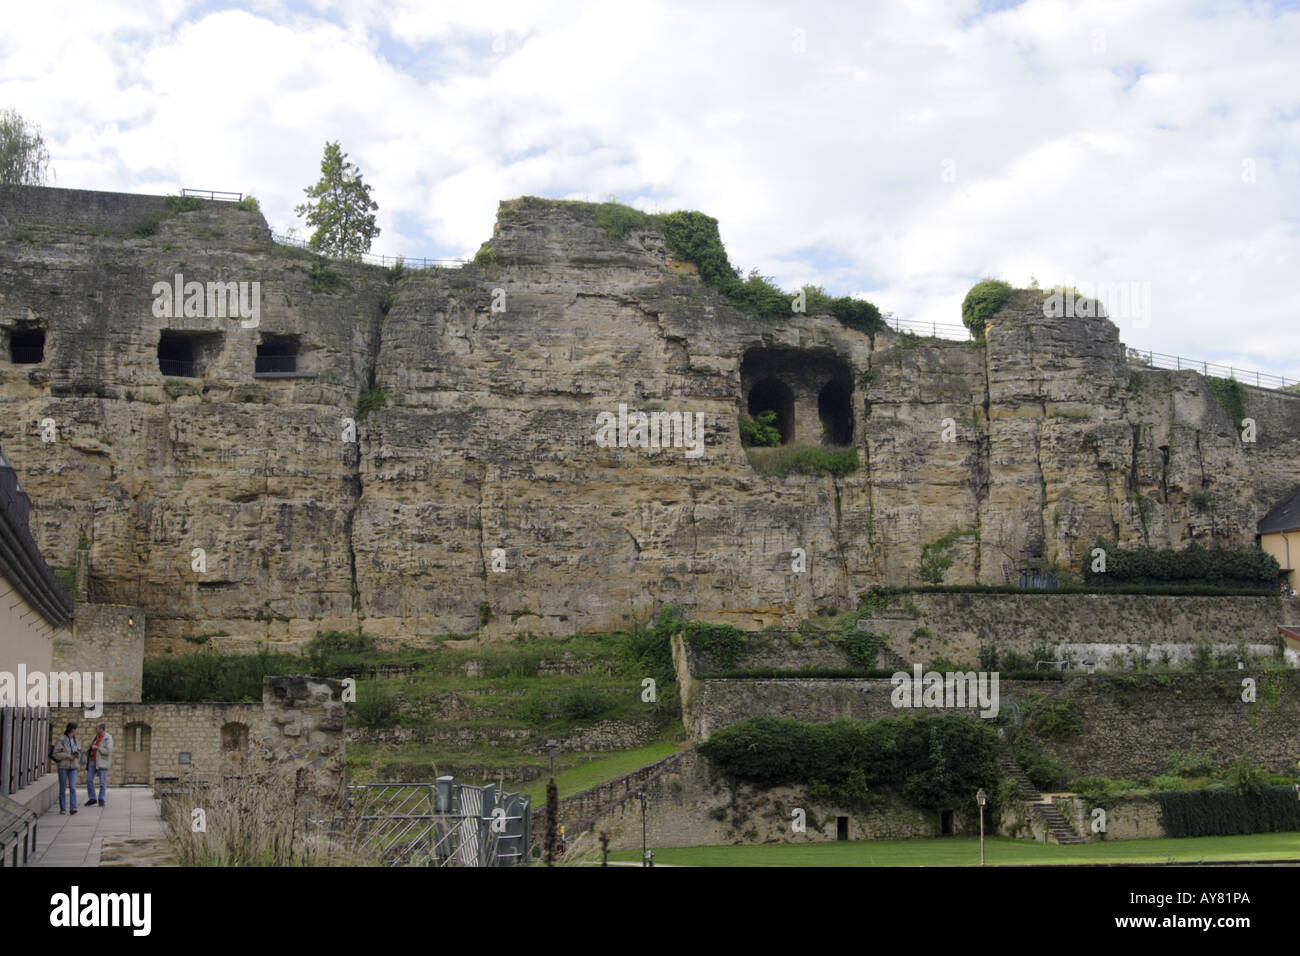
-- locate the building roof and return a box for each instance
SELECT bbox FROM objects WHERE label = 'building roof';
[0,444,73,627]
[1258,485,1300,535]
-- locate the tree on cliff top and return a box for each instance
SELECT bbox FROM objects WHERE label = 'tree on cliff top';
[294,141,380,259]
[0,108,52,185]
[960,278,1012,342]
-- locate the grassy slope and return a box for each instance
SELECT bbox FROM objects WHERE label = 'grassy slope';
[604,832,1300,866]
[523,733,687,804]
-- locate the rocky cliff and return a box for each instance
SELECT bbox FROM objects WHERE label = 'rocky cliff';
[1,186,1296,653]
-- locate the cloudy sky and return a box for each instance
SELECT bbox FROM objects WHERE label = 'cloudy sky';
[2,0,1298,380]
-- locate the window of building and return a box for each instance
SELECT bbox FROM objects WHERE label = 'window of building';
[221,722,248,752]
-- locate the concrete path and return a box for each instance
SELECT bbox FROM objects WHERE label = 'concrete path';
[30,787,166,867]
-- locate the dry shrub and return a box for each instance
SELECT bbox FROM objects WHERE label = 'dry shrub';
[162,772,378,867]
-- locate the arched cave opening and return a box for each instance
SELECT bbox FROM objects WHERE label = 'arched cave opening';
[747,377,795,445]
[818,378,854,446]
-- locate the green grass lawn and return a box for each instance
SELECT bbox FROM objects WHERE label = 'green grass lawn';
[603,832,1300,867]
[523,735,687,804]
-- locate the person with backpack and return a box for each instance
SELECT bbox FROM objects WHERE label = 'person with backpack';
[51,722,80,815]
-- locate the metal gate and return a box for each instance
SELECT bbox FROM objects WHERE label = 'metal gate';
[337,777,530,867]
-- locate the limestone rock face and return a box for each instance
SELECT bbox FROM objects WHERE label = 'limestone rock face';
[1,187,1296,653]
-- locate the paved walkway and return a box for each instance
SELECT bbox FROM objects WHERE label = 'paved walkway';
[31,787,166,867]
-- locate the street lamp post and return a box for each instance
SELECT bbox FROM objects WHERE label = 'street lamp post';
[546,739,558,779]
[976,788,987,867]
[636,790,652,867]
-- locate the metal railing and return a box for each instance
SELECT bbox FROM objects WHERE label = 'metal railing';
[158,358,197,378]
[1125,348,1295,391]
[8,347,44,364]
[271,233,466,270]
[880,317,1296,393]
[181,188,242,202]
[885,315,973,341]
[254,354,298,375]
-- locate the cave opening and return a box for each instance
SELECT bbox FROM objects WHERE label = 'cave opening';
[747,377,795,445]
[818,378,854,446]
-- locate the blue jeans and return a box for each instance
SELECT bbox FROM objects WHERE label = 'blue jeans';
[86,762,107,804]
[58,767,78,811]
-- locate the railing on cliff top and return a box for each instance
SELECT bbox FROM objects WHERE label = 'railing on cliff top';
[181,188,242,202]
[882,314,1296,392]
[270,232,466,270]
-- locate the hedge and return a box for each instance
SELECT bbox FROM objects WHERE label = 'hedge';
[698,714,999,812]
[1082,539,1279,590]
[1157,786,1300,838]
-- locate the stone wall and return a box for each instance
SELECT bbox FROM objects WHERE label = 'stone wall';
[1055,794,1165,841]
[259,675,346,810]
[864,592,1298,670]
[691,672,1300,780]
[3,186,1299,649]
[531,748,946,852]
[52,603,145,702]
[48,701,260,788]
[47,674,347,803]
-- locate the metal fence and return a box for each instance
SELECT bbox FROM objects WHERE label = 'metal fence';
[324,777,531,866]
[1,706,50,797]
[270,233,466,271]
[886,315,973,340]
[880,317,1296,394]
[158,358,196,378]
[254,354,298,375]
[181,188,242,202]
[1124,347,1295,391]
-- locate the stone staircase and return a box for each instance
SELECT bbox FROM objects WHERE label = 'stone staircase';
[996,752,1084,845]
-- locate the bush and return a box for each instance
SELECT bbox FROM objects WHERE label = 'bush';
[353,683,399,727]
[1166,746,1224,779]
[739,409,781,447]
[588,202,884,335]
[558,687,616,722]
[1156,786,1300,838]
[142,647,301,702]
[236,195,261,213]
[1207,376,1247,425]
[356,387,388,418]
[682,619,748,668]
[961,279,1012,341]
[165,195,205,214]
[1017,747,1070,792]
[1082,538,1279,590]
[1021,698,1083,741]
[699,714,999,813]
[309,256,342,292]
[130,215,160,237]
[745,444,859,478]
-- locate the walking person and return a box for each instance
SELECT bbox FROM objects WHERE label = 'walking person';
[85,723,112,807]
[52,722,80,815]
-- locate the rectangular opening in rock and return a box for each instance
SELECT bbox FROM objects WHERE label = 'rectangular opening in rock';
[9,328,45,364]
[158,330,223,378]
